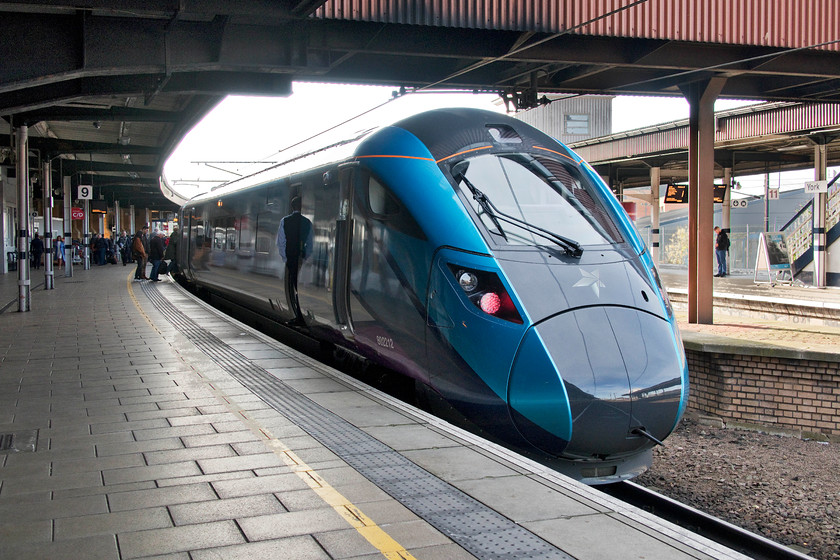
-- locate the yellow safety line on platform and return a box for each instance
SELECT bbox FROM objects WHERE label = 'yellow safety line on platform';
[127,272,417,560]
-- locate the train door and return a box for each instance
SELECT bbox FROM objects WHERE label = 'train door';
[345,170,429,380]
[180,210,193,280]
[295,175,344,330]
[331,164,355,333]
[188,208,211,280]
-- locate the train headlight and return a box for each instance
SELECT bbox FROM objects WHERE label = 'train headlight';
[457,270,479,292]
[447,264,523,324]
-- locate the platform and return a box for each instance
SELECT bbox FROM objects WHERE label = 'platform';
[659,266,840,358]
[0,265,755,560]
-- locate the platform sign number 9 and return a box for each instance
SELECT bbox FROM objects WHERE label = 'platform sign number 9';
[78,185,93,200]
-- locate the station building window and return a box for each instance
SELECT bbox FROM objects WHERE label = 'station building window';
[565,114,590,135]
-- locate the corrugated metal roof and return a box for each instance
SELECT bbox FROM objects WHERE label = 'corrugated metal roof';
[316,0,840,51]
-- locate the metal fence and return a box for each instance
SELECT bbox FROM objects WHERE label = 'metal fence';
[638,223,763,274]
[636,184,839,274]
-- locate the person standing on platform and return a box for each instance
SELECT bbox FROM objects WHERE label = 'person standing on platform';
[98,234,109,265]
[121,231,134,265]
[54,236,65,267]
[30,233,44,269]
[714,226,730,278]
[89,234,96,265]
[163,227,178,275]
[90,234,101,265]
[116,231,128,265]
[148,230,166,282]
[276,196,313,324]
[106,235,116,264]
[132,225,149,280]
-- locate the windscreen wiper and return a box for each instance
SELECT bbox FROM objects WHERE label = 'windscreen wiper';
[456,173,508,242]
[459,175,583,258]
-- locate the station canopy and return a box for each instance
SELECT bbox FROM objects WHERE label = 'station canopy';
[2,1,839,209]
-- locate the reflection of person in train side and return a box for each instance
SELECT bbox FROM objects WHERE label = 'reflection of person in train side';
[276,196,313,324]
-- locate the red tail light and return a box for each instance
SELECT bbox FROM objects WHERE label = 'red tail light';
[448,264,523,324]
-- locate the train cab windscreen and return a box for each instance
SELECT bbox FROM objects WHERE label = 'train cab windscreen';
[451,153,624,249]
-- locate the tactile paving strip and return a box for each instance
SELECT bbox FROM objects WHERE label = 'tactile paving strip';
[143,283,574,560]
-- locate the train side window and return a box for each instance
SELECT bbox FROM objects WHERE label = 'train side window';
[226,217,236,251]
[201,220,211,248]
[368,177,399,217]
[239,214,254,250]
[360,174,426,240]
[213,222,225,251]
[255,211,280,254]
[193,220,205,248]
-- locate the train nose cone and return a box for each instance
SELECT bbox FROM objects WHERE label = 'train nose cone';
[508,306,685,459]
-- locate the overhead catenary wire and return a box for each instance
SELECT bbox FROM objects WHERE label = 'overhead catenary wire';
[196,2,840,192]
[234,0,652,179]
[217,88,493,189]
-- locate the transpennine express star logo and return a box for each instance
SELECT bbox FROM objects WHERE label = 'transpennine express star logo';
[573,269,605,297]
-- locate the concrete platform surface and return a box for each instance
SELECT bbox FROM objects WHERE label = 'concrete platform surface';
[0,265,749,559]
[659,267,840,357]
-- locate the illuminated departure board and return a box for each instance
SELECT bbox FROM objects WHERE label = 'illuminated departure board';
[662,184,727,203]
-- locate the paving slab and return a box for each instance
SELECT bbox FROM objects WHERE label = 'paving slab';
[169,494,287,525]
[117,520,245,559]
[54,507,173,540]
[190,536,331,560]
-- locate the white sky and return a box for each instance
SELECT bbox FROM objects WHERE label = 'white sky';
[162,83,768,199]
[163,83,503,198]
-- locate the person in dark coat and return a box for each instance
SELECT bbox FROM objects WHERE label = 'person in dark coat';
[714,226,730,277]
[116,231,128,265]
[120,231,134,265]
[30,233,44,269]
[106,235,116,264]
[163,227,179,275]
[93,234,107,265]
[276,196,313,324]
[148,229,166,281]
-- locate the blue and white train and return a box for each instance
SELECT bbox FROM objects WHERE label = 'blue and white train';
[176,107,688,483]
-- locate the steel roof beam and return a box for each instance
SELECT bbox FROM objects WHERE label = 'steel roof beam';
[0,134,162,156]
[0,72,287,115]
[60,160,157,174]
[13,107,181,124]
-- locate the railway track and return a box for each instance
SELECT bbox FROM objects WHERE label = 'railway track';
[599,481,815,560]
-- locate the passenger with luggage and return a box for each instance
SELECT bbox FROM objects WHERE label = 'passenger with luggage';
[148,229,166,282]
